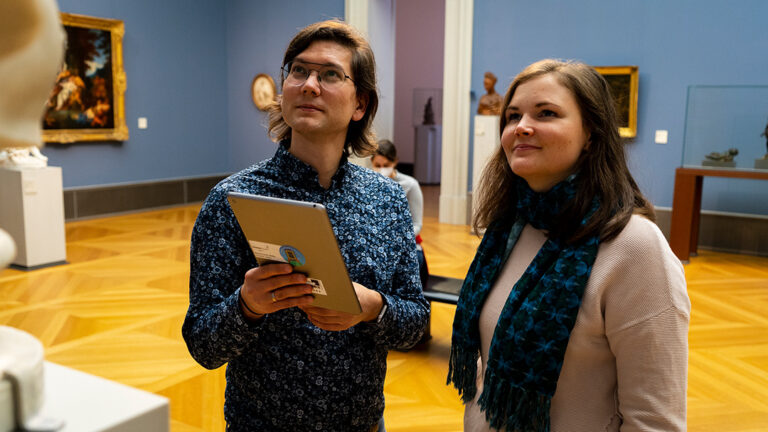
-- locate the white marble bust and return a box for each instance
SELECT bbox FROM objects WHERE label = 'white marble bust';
[0,0,65,151]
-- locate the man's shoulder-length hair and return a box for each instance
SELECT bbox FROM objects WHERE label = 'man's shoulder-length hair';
[267,20,379,157]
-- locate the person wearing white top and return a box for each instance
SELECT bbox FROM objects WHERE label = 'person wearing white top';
[371,139,427,287]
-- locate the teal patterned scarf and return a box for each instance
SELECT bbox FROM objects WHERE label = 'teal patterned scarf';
[448,175,600,431]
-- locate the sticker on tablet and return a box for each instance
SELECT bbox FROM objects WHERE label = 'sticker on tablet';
[307,278,327,296]
[248,241,286,263]
[247,241,306,267]
[279,245,306,267]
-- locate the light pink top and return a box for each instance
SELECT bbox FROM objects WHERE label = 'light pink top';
[464,215,690,432]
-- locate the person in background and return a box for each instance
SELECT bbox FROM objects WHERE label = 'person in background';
[371,139,428,288]
[449,59,690,431]
[183,20,429,432]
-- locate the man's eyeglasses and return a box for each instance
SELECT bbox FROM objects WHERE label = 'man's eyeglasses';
[281,61,355,90]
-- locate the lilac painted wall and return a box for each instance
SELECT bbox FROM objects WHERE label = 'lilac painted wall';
[393,0,444,164]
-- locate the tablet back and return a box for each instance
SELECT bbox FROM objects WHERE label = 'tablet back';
[227,192,362,314]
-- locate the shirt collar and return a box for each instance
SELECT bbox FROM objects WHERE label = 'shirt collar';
[272,141,351,190]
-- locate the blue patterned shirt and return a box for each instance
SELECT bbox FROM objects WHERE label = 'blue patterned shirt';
[182,143,430,431]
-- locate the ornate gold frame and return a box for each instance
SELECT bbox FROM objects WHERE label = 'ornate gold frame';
[43,13,128,143]
[594,65,639,138]
[251,74,277,111]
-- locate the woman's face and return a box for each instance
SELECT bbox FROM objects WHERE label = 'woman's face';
[371,154,396,178]
[501,74,590,192]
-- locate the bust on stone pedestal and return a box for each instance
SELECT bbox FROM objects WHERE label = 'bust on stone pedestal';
[0,1,66,429]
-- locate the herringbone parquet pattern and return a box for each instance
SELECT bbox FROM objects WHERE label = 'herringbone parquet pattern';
[1,187,766,431]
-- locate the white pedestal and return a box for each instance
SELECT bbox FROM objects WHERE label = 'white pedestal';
[414,125,442,184]
[471,115,501,224]
[42,362,169,432]
[0,166,66,268]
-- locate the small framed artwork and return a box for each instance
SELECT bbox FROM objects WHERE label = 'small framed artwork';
[43,13,128,143]
[252,74,277,111]
[594,66,639,138]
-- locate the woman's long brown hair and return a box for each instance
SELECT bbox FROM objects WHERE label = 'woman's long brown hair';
[473,59,654,244]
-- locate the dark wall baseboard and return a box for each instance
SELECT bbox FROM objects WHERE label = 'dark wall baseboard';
[467,192,767,258]
[64,174,229,220]
[655,208,768,257]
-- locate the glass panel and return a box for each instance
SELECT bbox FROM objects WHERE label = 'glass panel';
[683,85,768,170]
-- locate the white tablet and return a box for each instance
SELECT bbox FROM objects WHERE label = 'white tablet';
[227,192,362,314]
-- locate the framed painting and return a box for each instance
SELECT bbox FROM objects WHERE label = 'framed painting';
[43,13,128,143]
[251,74,277,111]
[594,66,638,138]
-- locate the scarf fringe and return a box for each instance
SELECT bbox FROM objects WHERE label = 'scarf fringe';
[446,345,479,403]
[478,371,551,432]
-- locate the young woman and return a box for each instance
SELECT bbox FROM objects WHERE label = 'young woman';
[449,59,690,432]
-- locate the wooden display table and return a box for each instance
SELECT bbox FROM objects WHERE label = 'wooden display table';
[670,167,768,261]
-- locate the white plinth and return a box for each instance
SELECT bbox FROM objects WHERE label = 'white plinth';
[471,115,501,223]
[42,362,169,432]
[414,125,442,184]
[0,166,66,268]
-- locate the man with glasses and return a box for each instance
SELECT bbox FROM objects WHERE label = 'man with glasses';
[183,20,429,432]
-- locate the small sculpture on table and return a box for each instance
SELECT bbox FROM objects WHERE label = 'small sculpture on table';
[422,97,435,125]
[702,148,738,167]
[756,119,768,169]
[477,71,503,116]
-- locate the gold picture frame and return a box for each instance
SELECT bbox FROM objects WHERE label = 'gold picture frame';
[43,13,128,143]
[251,74,277,111]
[594,65,638,138]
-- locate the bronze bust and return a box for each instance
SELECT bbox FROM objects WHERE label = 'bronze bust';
[477,71,503,116]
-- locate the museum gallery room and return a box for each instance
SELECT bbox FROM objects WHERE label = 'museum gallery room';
[1,0,767,431]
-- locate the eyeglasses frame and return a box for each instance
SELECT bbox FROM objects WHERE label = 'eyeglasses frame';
[280,60,356,89]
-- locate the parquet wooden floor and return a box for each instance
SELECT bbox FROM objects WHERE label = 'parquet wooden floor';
[1,188,766,431]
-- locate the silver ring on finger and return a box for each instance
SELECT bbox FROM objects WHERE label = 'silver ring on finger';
[271,291,277,303]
